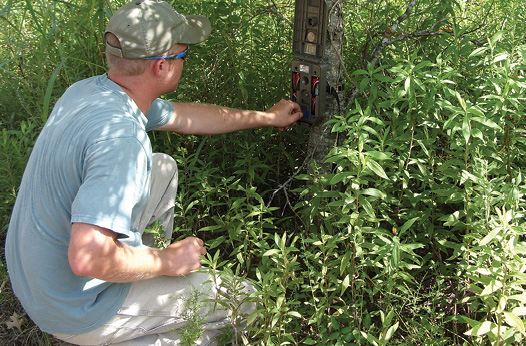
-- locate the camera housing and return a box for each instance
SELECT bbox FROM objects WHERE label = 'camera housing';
[291,0,328,125]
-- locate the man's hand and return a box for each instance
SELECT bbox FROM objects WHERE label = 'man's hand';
[160,237,206,276]
[266,99,303,131]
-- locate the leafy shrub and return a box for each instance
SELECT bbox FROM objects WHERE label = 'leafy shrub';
[2,1,526,346]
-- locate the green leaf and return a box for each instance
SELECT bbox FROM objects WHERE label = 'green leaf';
[462,117,471,143]
[295,174,312,181]
[352,69,368,76]
[479,227,502,246]
[246,310,260,326]
[340,251,352,275]
[469,46,489,58]
[480,279,503,296]
[457,315,482,327]
[198,225,223,232]
[404,76,411,92]
[503,311,526,335]
[329,171,353,185]
[456,91,467,112]
[207,236,227,250]
[365,151,392,160]
[464,321,496,336]
[414,60,433,71]
[341,274,350,295]
[490,31,505,45]
[360,77,371,91]
[471,116,501,129]
[361,188,387,199]
[366,159,389,179]
[263,249,280,257]
[42,60,65,123]
[270,312,280,328]
[384,321,399,341]
[301,338,318,345]
[287,311,301,318]
[359,195,376,219]
[399,218,418,237]
[512,307,526,316]
[391,237,400,269]
[373,74,393,82]
[360,331,379,346]
[493,53,508,63]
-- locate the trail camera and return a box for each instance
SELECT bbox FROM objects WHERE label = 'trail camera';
[291,60,327,124]
[291,0,328,125]
[292,0,328,60]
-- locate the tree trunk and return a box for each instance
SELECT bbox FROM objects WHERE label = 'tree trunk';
[306,0,344,173]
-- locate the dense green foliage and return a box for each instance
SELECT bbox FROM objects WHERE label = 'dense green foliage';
[1,0,526,345]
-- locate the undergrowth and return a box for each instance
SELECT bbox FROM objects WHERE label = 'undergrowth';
[1,0,526,345]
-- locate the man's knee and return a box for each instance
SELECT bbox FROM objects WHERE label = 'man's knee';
[152,153,178,180]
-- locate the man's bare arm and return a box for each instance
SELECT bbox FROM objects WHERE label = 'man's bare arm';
[156,99,302,134]
[68,223,205,282]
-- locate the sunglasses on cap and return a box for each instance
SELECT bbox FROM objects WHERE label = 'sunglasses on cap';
[143,47,188,61]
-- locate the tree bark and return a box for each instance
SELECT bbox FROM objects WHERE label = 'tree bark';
[307,0,344,172]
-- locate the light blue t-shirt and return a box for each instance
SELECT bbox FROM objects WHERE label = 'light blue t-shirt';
[5,74,173,334]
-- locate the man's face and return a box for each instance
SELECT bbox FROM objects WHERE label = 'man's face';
[164,44,187,93]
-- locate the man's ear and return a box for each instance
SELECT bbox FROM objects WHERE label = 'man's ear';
[150,59,165,77]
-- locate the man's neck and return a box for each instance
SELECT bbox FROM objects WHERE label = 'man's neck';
[107,71,156,115]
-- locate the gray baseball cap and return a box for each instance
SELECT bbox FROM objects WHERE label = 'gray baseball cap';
[105,0,211,58]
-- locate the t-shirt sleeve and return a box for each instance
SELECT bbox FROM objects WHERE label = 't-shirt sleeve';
[70,136,150,240]
[145,98,174,131]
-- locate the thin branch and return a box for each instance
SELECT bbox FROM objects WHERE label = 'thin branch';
[330,36,356,89]
[345,0,452,107]
[266,147,314,213]
[267,0,292,27]
[370,0,417,67]
[387,17,450,44]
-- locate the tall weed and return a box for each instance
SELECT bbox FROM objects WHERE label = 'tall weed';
[2,1,526,345]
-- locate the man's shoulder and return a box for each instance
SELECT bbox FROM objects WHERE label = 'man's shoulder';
[57,74,139,124]
[64,74,117,98]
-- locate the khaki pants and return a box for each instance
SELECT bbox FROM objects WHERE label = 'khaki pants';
[137,153,179,247]
[53,154,257,345]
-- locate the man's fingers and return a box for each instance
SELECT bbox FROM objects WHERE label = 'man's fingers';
[189,237,206,256]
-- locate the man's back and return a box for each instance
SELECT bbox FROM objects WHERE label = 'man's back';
[5,74,157,334]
